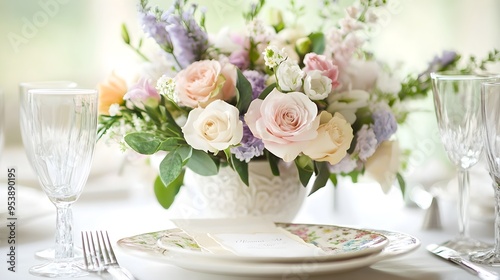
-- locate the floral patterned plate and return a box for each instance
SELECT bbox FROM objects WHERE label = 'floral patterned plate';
[117,224,419,276]
[118,223,392,263]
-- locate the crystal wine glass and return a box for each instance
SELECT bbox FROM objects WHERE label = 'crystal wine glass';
[26,89,98,277]
[431,72,498,253]
[19,81,79,260]
[470,82,500,265]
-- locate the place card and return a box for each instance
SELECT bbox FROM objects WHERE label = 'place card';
[171,218,325,257]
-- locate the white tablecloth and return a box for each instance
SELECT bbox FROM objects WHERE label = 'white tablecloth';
[1,145,498,280]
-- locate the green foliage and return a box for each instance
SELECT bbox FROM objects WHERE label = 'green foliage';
[185,149,220,176]
[235,69,253,114]
[159,150,183,187]
[258,83,276,100]
[124,132,162,155]
[308,32,325,55]
[231,154,249,186]
[154,171,184,209]
[309,162,330,195]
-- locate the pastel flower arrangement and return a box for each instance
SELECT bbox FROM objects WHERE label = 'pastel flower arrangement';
[97,0,500,208]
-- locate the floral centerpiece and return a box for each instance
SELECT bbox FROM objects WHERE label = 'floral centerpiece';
[97,0,500,208]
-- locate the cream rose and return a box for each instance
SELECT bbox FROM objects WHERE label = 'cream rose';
[175,60,237,108]
[244,89,320,162]
[182,100,243,154]
[303,112,353,164]
[365,140,401,193]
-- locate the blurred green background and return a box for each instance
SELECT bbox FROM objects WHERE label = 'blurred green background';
[0,0,499,148]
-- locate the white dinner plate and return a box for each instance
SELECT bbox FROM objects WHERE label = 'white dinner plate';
[117,224,420,277]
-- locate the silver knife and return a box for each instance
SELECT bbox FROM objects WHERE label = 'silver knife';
[426,244,498,280]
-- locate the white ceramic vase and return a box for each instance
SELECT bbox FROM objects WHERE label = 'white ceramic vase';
[171,160,307,222]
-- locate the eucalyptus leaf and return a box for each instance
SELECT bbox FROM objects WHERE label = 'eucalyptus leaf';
[396,172,406,197]
[158,138,181,151]
[153,171,184,209]
[159,151,183,187]
[124,132,161,155]
[185,149,219,176]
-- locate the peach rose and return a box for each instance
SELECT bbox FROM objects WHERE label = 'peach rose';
[97,72,127,115]
[303,112,353,164]
[175,60,237,108]
[244,89,320,162]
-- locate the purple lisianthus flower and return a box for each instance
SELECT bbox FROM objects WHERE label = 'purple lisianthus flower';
[243,70,267,99]
[354,125,377,161]
[328,155,358,174]
[230,118,265,163]
[372,109,397,142]
[124,78,160,109]
[419,50,458,79]
[229,50,250,70]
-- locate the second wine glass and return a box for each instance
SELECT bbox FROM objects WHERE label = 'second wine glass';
[431,72,497,254]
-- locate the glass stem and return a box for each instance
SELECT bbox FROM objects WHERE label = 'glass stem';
[457,169,470,238]
[494,183,500,255]
[54,205,74,261]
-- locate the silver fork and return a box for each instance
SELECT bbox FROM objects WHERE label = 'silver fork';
[82,231,137,280]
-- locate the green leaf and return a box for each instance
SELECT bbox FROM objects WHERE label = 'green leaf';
[396,172,406,197]
[185,149,219,176]
[329,173,338,187]
[308,32,325,54]
[295,155,314,172]
[153,172,184,209]
[121,23,130,45]
[158,138,182,151]
[159,150,183,186]
[177,145,193,162]
[265,150,280,176]
[296,165,313,187]
[231,154,249,186]
[258,83,276,100]
[236,68,253,114]
[124,132,161,155]
[309,161,330,195]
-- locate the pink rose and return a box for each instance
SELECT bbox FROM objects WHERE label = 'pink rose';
[175,60,237,108]
[303,53,340,89]
[123,77,160,109]
[244,89,320,162]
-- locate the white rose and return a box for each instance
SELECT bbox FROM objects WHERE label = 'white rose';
[326,89,370,124]
[304,70,332,100]
[182,100,243,154]
[365,140,401,193]
[276,59,303,92]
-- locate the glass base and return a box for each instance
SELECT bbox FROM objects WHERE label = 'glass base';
[35,246,83,260]
[470,250,500,266]
[29,260,87,278]
[441,236,491,255]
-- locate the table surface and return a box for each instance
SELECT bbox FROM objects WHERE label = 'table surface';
[1,145,498,280]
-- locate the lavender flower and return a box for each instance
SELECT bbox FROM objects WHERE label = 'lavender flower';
[354,125,377,161]
[139,10,172,51]
[372,109,397,142]
[243,70,267,99]
[231,118,265,163]
[140,0,208,69]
